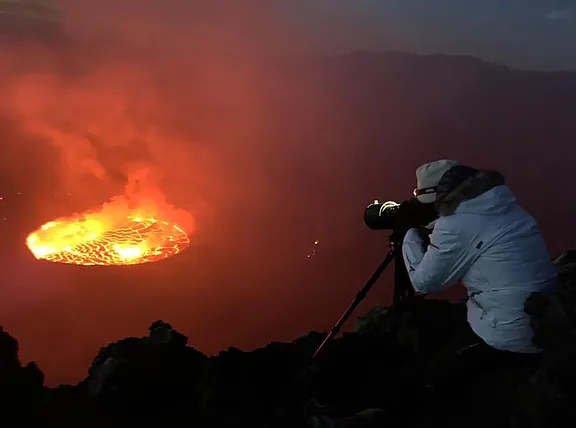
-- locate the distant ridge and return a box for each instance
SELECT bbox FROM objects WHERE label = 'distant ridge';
[328,50,576,74]
[0,0,59,21]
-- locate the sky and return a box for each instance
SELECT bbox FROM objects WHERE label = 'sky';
[8,1,575,69]
[283,0,576,70]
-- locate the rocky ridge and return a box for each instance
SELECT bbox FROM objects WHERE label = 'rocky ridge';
[1,251,575,427]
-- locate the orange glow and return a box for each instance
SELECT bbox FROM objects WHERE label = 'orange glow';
[26,206,190,266]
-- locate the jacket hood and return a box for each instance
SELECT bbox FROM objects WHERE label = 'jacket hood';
[436,170,512,216]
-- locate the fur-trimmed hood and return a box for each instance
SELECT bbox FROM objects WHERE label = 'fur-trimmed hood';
[436,170,506,216]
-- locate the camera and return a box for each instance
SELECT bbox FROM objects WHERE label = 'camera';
[364,198,437,231]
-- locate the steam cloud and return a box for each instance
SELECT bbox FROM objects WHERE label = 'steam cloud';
[0,0,316,231]
[0,1,330,385]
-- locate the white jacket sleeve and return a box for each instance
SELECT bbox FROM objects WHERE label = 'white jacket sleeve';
[402,221,471,295]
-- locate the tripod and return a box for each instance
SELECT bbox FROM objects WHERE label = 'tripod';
[312,230,414,360]
[279,231,418,426]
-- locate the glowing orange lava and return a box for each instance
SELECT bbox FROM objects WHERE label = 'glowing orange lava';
[26,211,190,266]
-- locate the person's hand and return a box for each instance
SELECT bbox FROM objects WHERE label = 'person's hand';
[404,228,429,253]
[404,228,423,243]
[416,226,432,248]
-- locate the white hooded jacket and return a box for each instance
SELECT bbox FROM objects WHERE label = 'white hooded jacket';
[402,171,558,353]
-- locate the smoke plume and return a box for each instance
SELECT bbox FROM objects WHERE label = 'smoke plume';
[0,0,330,385]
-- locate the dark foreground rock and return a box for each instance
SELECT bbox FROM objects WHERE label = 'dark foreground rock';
[1,252,575,427]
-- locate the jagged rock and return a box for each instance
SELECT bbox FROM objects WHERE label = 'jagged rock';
[353,297,467,358]
[85,319,208,415]
[2,251,576,427]
[202,297,470,428]
[353,304,389,335]
[515,251,576,427]
[202,340,319,427]
[0,325,44,403]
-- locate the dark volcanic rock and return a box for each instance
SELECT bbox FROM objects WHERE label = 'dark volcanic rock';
[86,320,208,407]
[516,252,576,427]
[1,252,575,427]
[0,326,44,404]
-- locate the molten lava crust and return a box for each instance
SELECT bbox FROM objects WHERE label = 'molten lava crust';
[26,215,190,266]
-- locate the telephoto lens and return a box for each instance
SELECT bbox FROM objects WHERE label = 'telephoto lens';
[364,198,437,231]
[364,200,400,230]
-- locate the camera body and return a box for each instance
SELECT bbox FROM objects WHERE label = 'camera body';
[364,198,437,232]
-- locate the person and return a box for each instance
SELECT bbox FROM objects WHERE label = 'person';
[403,159,558,355]
[299,161,559,428]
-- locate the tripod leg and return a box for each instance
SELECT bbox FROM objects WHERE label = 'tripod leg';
[391,248,413,334]
[393,250,411,304]
[312,251,395,360]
